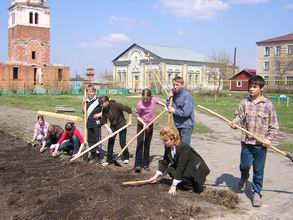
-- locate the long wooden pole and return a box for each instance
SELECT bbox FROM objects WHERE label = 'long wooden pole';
[114,110,166,160]
[80,89,88,154]
[122,179,151,186]
[197,105,293,162]
[71,124,129,162]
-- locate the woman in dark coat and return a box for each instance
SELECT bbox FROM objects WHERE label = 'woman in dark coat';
[148,126,210,195]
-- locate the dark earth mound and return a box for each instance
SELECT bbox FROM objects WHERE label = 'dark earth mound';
[0,130,239,220]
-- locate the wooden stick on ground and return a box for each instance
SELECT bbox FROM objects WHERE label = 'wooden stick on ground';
[197,105,293,162]
[114,110,166,161]
[37,111,83,121]
[70,124,129,162]
[122,179,151,186]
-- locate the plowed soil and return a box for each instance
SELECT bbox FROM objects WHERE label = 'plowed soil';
[0,130,239,220]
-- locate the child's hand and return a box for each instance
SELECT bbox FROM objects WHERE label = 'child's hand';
[262,138,272,147]
[148,173,160,183]
[168,185,177,195]
[229,122,237,129]
[94,112,102,119]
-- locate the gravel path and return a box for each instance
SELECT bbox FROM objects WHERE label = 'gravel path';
[0,105,292,220]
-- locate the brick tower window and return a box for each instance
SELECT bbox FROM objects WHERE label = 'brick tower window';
[13,67,19,80]
[29,12,33,24]
[35,13,39,24]
[58,69,63,81]
[32,51,36,59]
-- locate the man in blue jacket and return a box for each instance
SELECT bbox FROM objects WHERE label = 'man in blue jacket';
[166,76,195,145]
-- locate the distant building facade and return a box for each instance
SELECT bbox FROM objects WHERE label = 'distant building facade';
[0,0,70,94]
[112,43,220,92]
[229,69,256,91]
[256,33,293,89]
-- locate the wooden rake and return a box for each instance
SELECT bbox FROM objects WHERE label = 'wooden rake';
[197,105,293,162]
[113,110,166,166]
[70,124,129,162]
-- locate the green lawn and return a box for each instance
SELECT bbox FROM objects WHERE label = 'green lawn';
[192,92,293,133]
[0,93,292,148]
[0,94,211,134]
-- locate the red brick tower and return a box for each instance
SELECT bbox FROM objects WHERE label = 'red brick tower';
[8,0,50,66]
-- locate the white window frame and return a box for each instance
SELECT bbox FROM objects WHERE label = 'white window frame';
[264,61,269,71]
[275,45,281,56]
[288,45,293,55]
[236,80,242,87]
[264,47,270,56]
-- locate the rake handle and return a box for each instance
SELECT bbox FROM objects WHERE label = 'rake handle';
[115,110,166,160]
[71,124,129,162]
[197,105,290,159]
[122,179,151,186]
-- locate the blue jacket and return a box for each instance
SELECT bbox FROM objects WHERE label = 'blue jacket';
[167,89,195,128]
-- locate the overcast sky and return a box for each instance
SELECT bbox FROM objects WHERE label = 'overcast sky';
[0,0,293,78]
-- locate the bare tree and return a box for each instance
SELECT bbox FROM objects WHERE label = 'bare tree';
[271,47,293,91]
[207,52,235,94]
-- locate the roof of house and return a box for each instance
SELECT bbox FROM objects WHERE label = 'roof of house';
[113,43,207,62]
[256,33,293,44]
[229,69,256,80]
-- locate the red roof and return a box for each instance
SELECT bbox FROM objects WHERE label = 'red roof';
[256,33,293,44]
[229,69,256,80]
[243,68,256,74]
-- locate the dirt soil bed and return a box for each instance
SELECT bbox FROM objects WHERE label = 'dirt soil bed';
[0,130,240,220]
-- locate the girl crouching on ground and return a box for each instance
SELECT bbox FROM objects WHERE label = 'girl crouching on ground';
[148,126,210,195]
[51,122,84,157]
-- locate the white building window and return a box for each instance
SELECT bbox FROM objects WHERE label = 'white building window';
[287,62,293,70]
[236,80,242,87]
[275,46,281,56]
[286,76,293,85]
[264,62,269,70]
[12,13,15,25]
[264,47,270,56]
[288,45,293,55]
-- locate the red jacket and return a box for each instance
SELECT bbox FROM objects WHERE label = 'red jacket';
[57,128,84,145]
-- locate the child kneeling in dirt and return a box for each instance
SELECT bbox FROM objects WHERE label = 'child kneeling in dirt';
[148,126,210,195]
[28,115,49,147]
[40,124,64,153]
[51,122,84,157]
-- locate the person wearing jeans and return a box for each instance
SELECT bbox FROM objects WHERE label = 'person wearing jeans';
[166,76,195,145]
[230,75,279,207]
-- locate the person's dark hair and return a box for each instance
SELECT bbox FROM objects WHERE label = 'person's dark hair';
[172,76,184,85]
[98,96,109,105]
[37,115,44,121]
[142,88,152,97]
[248,75,265,89]
[65,122,75,132]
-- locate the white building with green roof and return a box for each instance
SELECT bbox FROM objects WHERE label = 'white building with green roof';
[112,43,220,92]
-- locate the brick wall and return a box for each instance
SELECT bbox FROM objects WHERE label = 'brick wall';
[8,25,50,65]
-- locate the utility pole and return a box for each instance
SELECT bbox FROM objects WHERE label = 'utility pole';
[233,47,237,75]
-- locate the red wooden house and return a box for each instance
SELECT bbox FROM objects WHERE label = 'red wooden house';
[229,69,256,91]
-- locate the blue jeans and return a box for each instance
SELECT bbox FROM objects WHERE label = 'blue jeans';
[59,136,80,154]
[240,142,267,196]
[177,127,193,145]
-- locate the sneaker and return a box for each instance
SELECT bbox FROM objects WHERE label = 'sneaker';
[238,178,248,192]
[102,162,109,167]
[134,166,142,173]
[251,193,262,207]
[124,159,129,164]
[143,166,151,171]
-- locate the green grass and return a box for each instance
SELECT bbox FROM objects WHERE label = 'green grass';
[0,94,212,134]
[277,142,293,153]
[0,93,291,137]
[192,92,293,133]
